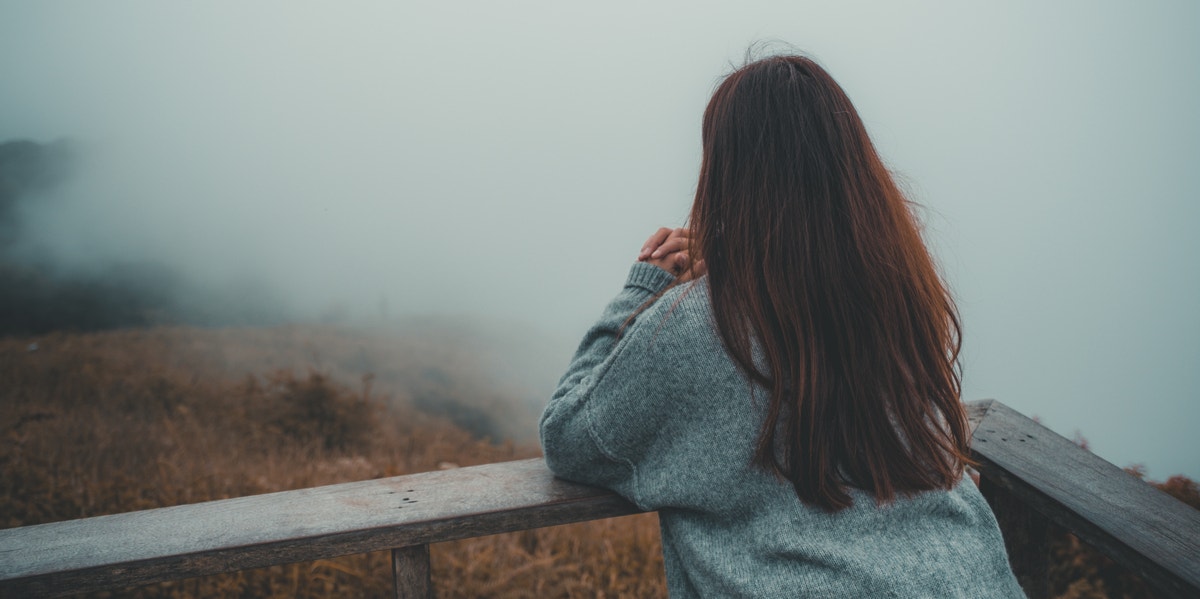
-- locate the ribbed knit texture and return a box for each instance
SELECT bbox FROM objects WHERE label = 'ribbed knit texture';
[540,262,1026,598]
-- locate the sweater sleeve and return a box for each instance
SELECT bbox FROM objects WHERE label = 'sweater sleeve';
[539,261,676,509]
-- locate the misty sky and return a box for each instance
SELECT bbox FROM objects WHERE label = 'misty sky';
[1,1,1197,479]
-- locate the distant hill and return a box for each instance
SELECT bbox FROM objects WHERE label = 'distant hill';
[0,138,286,336]
[0,138,74,246]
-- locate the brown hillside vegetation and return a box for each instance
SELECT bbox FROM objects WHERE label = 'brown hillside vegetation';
[1,325,1195,597]
[0,326,666,597]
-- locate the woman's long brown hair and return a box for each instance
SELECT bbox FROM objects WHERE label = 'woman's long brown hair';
[689,55,971,511]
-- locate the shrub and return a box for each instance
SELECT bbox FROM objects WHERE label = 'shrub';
[266,370,379,452]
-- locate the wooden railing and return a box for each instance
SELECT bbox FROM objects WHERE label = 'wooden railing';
[1,400,1197,598]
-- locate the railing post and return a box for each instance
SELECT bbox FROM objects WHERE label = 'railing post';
[980,477,1050,599]
[391,544,432,599]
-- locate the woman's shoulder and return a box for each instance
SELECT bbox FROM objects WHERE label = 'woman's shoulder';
[629,277,716,345]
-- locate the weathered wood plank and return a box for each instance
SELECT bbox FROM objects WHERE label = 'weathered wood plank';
[392,545,431,599]
[965,398,992,434]
[0,458,641,597]
[968,400,1200,598]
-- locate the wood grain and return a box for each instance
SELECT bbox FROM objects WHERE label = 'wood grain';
[0,458,641,597]
[392,545,431,599]
[968,400,1200,598]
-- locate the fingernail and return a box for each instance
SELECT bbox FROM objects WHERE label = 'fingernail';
[651,250,662,258]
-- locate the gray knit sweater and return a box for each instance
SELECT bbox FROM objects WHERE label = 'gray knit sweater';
[540,262,1025,598]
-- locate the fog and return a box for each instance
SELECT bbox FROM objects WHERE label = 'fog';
[1,1,1197,479]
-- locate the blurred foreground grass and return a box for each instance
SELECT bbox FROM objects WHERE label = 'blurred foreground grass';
[0,325,666,598]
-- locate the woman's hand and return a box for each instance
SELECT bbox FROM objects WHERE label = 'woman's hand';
[637,227,706,281]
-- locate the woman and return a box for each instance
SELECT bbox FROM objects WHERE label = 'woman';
[540,55,1023,597]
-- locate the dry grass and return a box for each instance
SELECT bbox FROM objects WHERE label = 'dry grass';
[0,325,666,598]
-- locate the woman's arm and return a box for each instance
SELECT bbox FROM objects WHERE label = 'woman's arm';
[539,260,675,505]
[540,227,705,505]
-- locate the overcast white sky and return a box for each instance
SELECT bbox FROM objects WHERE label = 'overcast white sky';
[1,1,1197,479]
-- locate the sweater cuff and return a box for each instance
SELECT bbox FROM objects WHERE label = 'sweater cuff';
[625,261,676,294]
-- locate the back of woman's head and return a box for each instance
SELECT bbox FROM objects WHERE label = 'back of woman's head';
[690,55,971,511]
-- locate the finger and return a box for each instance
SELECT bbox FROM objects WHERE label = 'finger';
[642,227,688,258]
[644,250,683,275]
[649,251,689,275]
[680,259,707,282]
[651,236,690,258]
[639,227,673,260]
[673,252,689,273]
